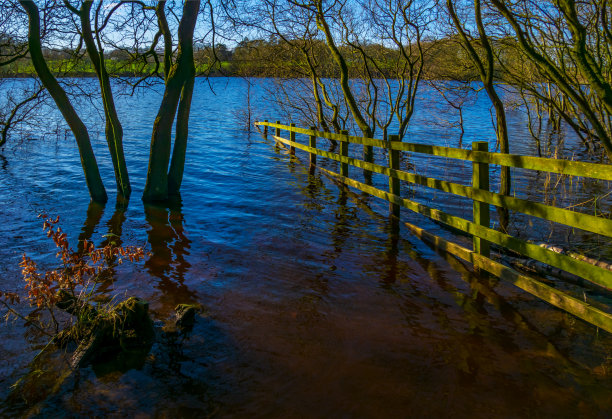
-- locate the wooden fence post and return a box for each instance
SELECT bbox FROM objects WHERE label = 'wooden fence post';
[364,140,373,182]
[472,141,490,258]
[388,134,400,218]
[289,123,296,155]
[340,129,349,177]
[263,119,268,136]
[273,120,281,149]
[309,126,317,170]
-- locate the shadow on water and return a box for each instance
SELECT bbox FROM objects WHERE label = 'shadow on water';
[300,170,326,212]
[74,198,131,295]
[101,196,129,248]
[407,240,612,395]
[316,161,612,394]
[77,196,129,248]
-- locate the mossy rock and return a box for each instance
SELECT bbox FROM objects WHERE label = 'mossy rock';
[161,303,205,336]
[64,297,155,368]
[174,303,202,329]
[115,297,155,348]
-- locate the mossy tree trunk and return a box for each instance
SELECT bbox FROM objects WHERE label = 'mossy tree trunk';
[143,0,199,202]
[168,76,195,194]
[490,0,612,159]
[447,0,510,232]
[19,0,107,203]
[314,1,373,163]
[77,0,131,198]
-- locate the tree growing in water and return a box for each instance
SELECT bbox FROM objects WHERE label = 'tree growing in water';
[19,0,107,203]
[446,0,511,232]
[143,0,201,202]
[14,0,211,203]
[10,0,612,206]
[63,0,132,198]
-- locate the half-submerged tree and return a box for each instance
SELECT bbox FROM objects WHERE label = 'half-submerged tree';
[446,0,511,232]
[63,0,132,198]
[15,0,210,203]
[19,0,107,203]
[143,0,201,202]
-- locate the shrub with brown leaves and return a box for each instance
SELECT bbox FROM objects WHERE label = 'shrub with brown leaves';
[2,214,147,331]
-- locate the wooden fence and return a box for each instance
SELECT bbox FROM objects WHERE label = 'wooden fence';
[255,120,612,333]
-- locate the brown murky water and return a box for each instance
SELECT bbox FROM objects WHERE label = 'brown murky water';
[0,78,611,417]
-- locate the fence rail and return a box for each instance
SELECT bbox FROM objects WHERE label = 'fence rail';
[255,120,612,333]
[266,123,612,180]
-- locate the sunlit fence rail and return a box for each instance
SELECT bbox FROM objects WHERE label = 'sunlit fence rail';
[255,120,612,333]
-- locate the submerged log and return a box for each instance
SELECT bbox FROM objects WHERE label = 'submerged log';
[501,243,612,294]
[534,242,612,272]
[503,255,593,288]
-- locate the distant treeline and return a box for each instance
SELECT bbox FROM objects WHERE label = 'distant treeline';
[0,36,515,81]
[223,37,517,81]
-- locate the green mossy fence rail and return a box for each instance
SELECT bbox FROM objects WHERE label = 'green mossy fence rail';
[255,120,612,333]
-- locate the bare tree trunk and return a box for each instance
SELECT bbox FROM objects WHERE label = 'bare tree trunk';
[156,0,172,79]
[143,0,199,202]
[557,0,612,115]
[168,76,195,195]
[315,1,373,163]
[474,0,510,231]
[447,0,510,231]
[19,0,107,203]
[306,55,330,133]
[490,0,612,159]
[79,0,131,198]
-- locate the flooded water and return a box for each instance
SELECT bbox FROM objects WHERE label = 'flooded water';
[0,78,611,417]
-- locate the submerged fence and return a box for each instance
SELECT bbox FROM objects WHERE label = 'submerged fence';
[255,120,612,333]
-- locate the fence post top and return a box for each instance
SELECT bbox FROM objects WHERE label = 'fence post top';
[472,141,488,150]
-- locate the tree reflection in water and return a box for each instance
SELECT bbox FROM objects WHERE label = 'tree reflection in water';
[144,196,197,308]
[73,196,197,309]
[101,196,129,248]
[0,153,8,171]
[77,200,105,253]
